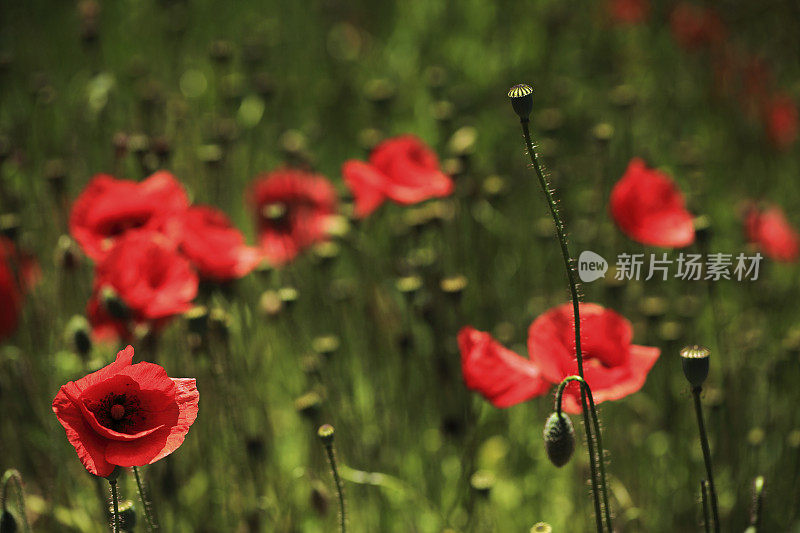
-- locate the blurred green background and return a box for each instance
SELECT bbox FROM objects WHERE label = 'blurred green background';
[2,0,800,531]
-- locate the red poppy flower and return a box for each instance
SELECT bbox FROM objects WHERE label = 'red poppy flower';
[52,345,199,477]
[458,327,550,408]
[246,168,338,266]
[70,171,189,261]
[528,303,660,414]
[610,158,695,247]
[670,3,726,51]
[88,231,197,338]
[0,237,39,342]
[342,135,454,217]
[607,0,649,25]
[161,206,262,281]
[763,94,798,150]
[744,203,799,262]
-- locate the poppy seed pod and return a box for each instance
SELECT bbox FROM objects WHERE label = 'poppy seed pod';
[508,84,534,121]
[680,345,710,388]
[317,424,335,445]
[543,411,575,467]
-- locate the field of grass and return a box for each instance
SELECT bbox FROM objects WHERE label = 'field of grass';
[2,0,800,531]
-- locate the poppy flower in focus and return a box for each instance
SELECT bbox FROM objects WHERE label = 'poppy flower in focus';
[763,94,798,150]
[161,206,262,281]
[670,3,726,51]
[247,168,338,266]
[458,327,550,408]
[52,345,199,477]
[0,237,39,342]
[342,135,454,217]
[744,203,799,262]
[87,231,198,340]
[70,171,189,261]
[607,0,649,25]
[528,303,660,414]
[610,158,695,248]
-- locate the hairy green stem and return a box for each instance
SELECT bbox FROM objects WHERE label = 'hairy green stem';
[692,387,720,532]
[109,479,120,533]
[1,469,31,533]
[521,120,611,532]
[323,443,346,533]
[555,377,612,531]
[133,466,158,531]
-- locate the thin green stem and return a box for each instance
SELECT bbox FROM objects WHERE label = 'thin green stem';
[692,387,720,533]
[109,479,120,533]
[555,377,612,531]
[522,120,611,532]
[749,476,765,530]
[701,480,711,533]
[323,443,346,533]
[1,469,31,533]
[133,466,158,531]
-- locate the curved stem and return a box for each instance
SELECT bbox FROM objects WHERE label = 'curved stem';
[555,377,612,531]
[692,387,720,532]
[1,469,31,533]
[133,466,158,531]
[109,479,120,533]
[522,119,611,532]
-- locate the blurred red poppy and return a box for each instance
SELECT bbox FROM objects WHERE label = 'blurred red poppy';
[607,0,649,24]
[528,303,660,414]
[763,94,798,150]
[87,231,198,340]
[161,206,262,281]
[0,237,39,342]
[670,3,725,51]
[744,203,799,262]
[610,158,695,248]
[343,135,454,217]
[247,168,338,266]
[458,327,550,408]
[70,171,189,261]
[52,345,199,477]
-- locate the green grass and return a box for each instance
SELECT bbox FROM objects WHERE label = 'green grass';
[2,0,800,531]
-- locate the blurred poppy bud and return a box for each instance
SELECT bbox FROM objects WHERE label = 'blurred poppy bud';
[100,286,131,321]
[469,470,495,497]
[317,424,335,445]
[66,315,92,357]
[543,411,575,467]
[312,335,340,358]
[508,83,534,121]
[531,523,553,533]
[680,345,710,388]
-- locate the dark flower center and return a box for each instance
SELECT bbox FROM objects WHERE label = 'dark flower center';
[110,404,125,420]
[88,392,144,433]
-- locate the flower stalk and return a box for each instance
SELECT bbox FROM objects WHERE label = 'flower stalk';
[318,424,346,533]
[109,478,121,533]
[692,387,720,533]
[510,84,611,532]
[1,469,31,533]
[133,466,158,531]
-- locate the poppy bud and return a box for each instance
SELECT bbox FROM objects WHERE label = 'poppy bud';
[364,78,395,107]
[258,290,283,317]
[66,315,92,357]
[100,286,131,321]
[543,412,575,467]
[0,214,19,241]
[0,510,18,533]
[680,345,710,388]
[278,286,298,309]
[312,335,340,358]
[317,424,335,445]
[531,523,552,533]
[184,306,208,336]
[295,391,323,420]
[507,83,534,121]
[440,275,468,301]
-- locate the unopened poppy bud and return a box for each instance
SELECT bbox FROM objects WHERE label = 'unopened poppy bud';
[395,275,422,298]
[100,286,131,321]
[508,83,534,121]
[109,500,136,533]
[317,424,335,445]
[278,286,299,309]
[680,345,710,388]
[0,510,18,533]
[440,275,468,300]
[469,470,495,497]
[295,391,323,419]
[543,412,575,467]
[531,522,552,533]
[66,315,92,357]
